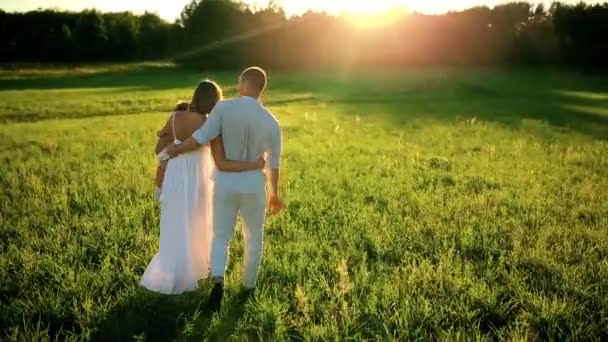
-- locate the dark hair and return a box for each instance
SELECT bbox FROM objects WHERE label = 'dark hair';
[240,66,267,93]
[190,80,222,114]
[174,101,190,111]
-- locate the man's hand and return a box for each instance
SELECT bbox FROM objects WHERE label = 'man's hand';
[164,137,202,159]
[268,192,284,215]
[165,143,180,159]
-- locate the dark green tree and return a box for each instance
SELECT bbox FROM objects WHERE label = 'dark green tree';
[73,10,109,60]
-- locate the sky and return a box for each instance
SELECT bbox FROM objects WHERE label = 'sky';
[0,0,603,22]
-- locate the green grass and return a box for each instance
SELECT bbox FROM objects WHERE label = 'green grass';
[1,63,607,341]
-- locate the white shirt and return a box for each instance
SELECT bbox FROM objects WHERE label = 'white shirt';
[192,96,282,194]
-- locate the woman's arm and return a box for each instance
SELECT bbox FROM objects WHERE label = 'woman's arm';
[155,116,173,154]
[211,138,265,172]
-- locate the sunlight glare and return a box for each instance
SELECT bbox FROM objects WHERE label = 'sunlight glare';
[336,0,408,29]
[345,9,406,29]
[279,0,508,29]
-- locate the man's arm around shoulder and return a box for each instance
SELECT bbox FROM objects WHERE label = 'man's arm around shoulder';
[165,101,225,158]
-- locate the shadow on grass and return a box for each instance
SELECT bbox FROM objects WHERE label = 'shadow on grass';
[0,64,236,91]
[2,65,607,138]
[266,67,608,139]
[91,288,205,342]
[319,81,608,139]
[205,291,253,340]
[0,110,154,124]
[91,286,251,341]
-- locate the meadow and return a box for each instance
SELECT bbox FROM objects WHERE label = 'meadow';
[0,63,607,341]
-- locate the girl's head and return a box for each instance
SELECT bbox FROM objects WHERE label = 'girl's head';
[174,101,190,111]
[190,80,222,114]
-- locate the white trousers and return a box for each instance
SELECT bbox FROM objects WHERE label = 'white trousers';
[210,190,266,289]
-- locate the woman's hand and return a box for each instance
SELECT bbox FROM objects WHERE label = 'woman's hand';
[254,156,266,169]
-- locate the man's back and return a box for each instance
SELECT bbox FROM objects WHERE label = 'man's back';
[214,96,281,193]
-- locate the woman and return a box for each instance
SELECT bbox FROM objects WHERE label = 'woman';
[140,80,264,295]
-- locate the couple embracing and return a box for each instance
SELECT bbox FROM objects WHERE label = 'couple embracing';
[140,67,283,312]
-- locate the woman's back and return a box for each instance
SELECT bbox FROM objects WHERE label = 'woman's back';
[172,111,206,143]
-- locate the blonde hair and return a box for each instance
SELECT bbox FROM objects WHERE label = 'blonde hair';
[190,80,223,114]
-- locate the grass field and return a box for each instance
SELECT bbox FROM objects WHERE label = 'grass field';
[1,63,607,341]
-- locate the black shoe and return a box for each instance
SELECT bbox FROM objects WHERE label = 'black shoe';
[208,283,224,312]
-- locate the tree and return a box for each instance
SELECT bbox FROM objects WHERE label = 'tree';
[73,10,108,60]
[0,2,607,69]
[177,0,251,67]
[57,24,73,61]
[138,12,172,60]
[105,12,140,60]
[534,3,545,17]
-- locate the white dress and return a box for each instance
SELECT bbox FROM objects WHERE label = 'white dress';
[141,112,214,294]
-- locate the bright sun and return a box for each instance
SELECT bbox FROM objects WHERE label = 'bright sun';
[280,0,476,28]
[345,9,406,29]
[320,0,411,29]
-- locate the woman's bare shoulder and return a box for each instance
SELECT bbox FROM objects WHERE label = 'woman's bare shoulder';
[175,110,204,117]
[173,111,206,136]
[173,111,204,122]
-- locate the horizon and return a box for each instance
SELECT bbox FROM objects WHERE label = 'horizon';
[0,0,604,22]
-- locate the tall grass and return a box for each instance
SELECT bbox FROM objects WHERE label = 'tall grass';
[1,64,607,340]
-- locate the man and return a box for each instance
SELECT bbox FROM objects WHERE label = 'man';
[165,66,283,311]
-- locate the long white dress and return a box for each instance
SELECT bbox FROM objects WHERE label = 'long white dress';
[141,113,213,295]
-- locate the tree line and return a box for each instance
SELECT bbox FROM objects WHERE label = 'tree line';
[0,10,176,62]
[1,1,607,69]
